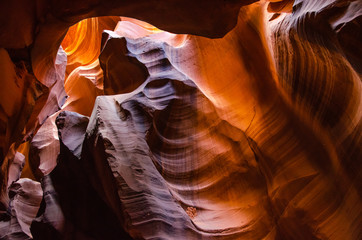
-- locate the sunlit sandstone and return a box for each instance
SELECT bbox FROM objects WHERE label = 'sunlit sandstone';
[0,0,360,239]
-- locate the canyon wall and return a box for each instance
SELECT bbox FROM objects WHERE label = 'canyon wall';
[0,0,361,239]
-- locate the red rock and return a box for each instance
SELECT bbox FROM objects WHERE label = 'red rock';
[0,0,361,239]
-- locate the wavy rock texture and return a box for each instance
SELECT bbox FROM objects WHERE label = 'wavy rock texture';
[81,3,362,238]
[0,0,361,239]
[270,0,362,229]
[0,178,42,240]
[28,113,60,181]
[266,2,362,238]
[0,45,67,197]
[84,75,271,239]
[0,0,256,102]
[0,0,255,185]
[61,17,120,76]
[61,17,118,117]
[28,17,117,182]
[30,111,132,240]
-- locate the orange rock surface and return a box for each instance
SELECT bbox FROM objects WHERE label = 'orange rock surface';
[0,0,361,239]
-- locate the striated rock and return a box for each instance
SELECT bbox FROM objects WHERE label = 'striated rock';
[265,2,362,237]
[62,17,120,77]
[61,61,104,117]
[0,45,67,189]
[82,4,361,238]
[0,178,42,240]
[29,113,60,181]
[35,47,68,129]
[84,17,272,239]
[27,111,133,240]
[61,17,119,117]
[269,0,362,206]
[40,111,132,240]
[0,0,257,103]
[3,48,67,182]
[0,0,361,239]
[55,111,88,159]
[0,0,258,192]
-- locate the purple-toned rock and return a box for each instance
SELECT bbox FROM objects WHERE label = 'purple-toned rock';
[0,178,42,239]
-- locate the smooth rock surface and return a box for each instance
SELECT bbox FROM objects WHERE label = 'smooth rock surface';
[0,178,42,240]
[0,0,361,239]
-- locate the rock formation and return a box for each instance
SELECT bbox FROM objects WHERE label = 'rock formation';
[0,0,361,239]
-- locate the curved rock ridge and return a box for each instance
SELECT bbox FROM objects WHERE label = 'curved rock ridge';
[0,47,66,193]
[86,29,272,238]
[27,18,114,179]
[62,17,120,77]
[99,30,150,95]
[267,0,294,13]
[0,0,257,99]
[61,60,104,117]
[31,111,132,240]
[85,87,271,239]
[29,113,60,181]
[61,17,121,117]
[0,0,361,239]
[0,0,258,196]
[88,3,360,238]
[268,0,362,220]
[0,178,42,240]
[0,46,67,193]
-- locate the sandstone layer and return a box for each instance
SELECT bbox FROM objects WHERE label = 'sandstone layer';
[0,0,361,239]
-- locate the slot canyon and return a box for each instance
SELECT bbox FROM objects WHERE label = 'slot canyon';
[0,0,361,239]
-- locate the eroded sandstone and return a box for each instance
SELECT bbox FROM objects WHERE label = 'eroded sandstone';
[0,0,361,239]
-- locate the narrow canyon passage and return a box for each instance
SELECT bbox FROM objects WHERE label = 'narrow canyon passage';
[0,0,361,239]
